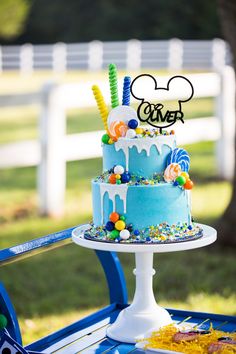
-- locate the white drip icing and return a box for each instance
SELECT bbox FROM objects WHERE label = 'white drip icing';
[115,136,176,171]
[185,189,192,225]
[100,184,128,224]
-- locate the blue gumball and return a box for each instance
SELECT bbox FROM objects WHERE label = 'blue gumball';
[128,119,138,129]
[121,172,131,183]
[106,221,114,231]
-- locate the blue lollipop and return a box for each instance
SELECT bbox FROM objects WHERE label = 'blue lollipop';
[167,148,190,172]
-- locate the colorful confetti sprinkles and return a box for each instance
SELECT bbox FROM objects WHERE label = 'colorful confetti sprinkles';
[84,222,203,244]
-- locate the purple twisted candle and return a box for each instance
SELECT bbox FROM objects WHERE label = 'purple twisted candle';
[122,76,131,106]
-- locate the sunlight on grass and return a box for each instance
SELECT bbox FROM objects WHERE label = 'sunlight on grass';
[160,293,236,316]
[193,182,231,221]
[19,308,99,345]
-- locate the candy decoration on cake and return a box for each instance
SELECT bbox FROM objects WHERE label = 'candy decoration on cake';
[108,165,131,184]
[122,76,131,106]
[125,128,136,139]
[184,179,194,189]
[92,85,109,134]
[128,119,138,129]
[106,212,131,240]
[109,63,119,108]
[164,163,181,182]
[114,165,124,175]
[167,147,190,172]
[89,65,202,244]
[109,120,128,139]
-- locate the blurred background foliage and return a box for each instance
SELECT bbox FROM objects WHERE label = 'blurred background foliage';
[0,0,221,43]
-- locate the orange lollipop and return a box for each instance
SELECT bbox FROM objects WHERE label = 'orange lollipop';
[109,121,128,139]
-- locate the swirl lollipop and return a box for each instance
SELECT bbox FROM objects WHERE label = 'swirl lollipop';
[164,163,181,182]
[167,148,190,172]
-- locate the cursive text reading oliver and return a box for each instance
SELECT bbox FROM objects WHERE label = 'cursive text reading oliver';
[137,102,184,128]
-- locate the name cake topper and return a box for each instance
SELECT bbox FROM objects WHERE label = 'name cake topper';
[130,74,194,130]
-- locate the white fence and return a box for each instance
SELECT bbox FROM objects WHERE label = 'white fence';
[0,39,232,74]
[0,67,235,216]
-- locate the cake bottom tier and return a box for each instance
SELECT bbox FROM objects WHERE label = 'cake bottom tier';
[92,181,192,230]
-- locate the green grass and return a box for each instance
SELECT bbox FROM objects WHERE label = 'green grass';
[0,71,234,345]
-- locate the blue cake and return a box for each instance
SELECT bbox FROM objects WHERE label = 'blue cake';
[86,65,202,243]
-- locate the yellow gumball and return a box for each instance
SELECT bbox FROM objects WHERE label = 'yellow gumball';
[115,174,121,179]
[135,127,144,135]
[115,220,126,231]
[181,172,190,181]
[108,138,114,144]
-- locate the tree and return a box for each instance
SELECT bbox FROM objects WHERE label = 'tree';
[0,0,30,41]
[217,0,236,247]
[17,0,221,44]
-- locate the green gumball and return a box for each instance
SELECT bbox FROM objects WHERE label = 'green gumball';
[120,215,126,221]
[101,134,110,144]
[0,314,7,329]
[176,175,186,186]
[109,229,120,239]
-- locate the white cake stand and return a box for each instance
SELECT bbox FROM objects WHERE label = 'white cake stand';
[72,223,216,344]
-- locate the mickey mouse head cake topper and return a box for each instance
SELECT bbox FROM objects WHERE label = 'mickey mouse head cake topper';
[130,74,194,130]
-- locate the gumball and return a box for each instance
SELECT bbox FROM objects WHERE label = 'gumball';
[181,172,190,181]
[128,119,138,129]
[108,138,114,144]
[120,215,126,221]
[106,221,115,231]
[115,220,126,231]
[0,314,7,329]
[115,174,121,179]
[109,212,120,223]
[109,174,117,184]
[173,180,179,186]
[120,229,130,240]
[116,179,121,185]
[175,175,186,186]
[134,229,140,236]
[121,172,131,183]
[114,165,125,175]
[126,129,136,139]
[135,127,144,135]
[101,133,110,144]
[127,223,133,231]
[184,179,194,190]
[109,229,120,239]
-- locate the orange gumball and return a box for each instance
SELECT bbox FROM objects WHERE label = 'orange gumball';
[109,174,117,184]
[109,212,120,223]
[184,179,194,190]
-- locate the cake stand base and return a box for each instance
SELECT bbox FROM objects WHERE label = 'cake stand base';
[72,223,217,344]
[107,252,172,343]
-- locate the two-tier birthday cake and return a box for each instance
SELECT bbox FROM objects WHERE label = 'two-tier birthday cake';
[85,64,203,243]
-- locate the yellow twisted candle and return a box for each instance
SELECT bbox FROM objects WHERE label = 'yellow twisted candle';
[92,85,109,133]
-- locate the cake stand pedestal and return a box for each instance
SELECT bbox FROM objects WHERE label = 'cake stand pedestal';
[72,224,216,344]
